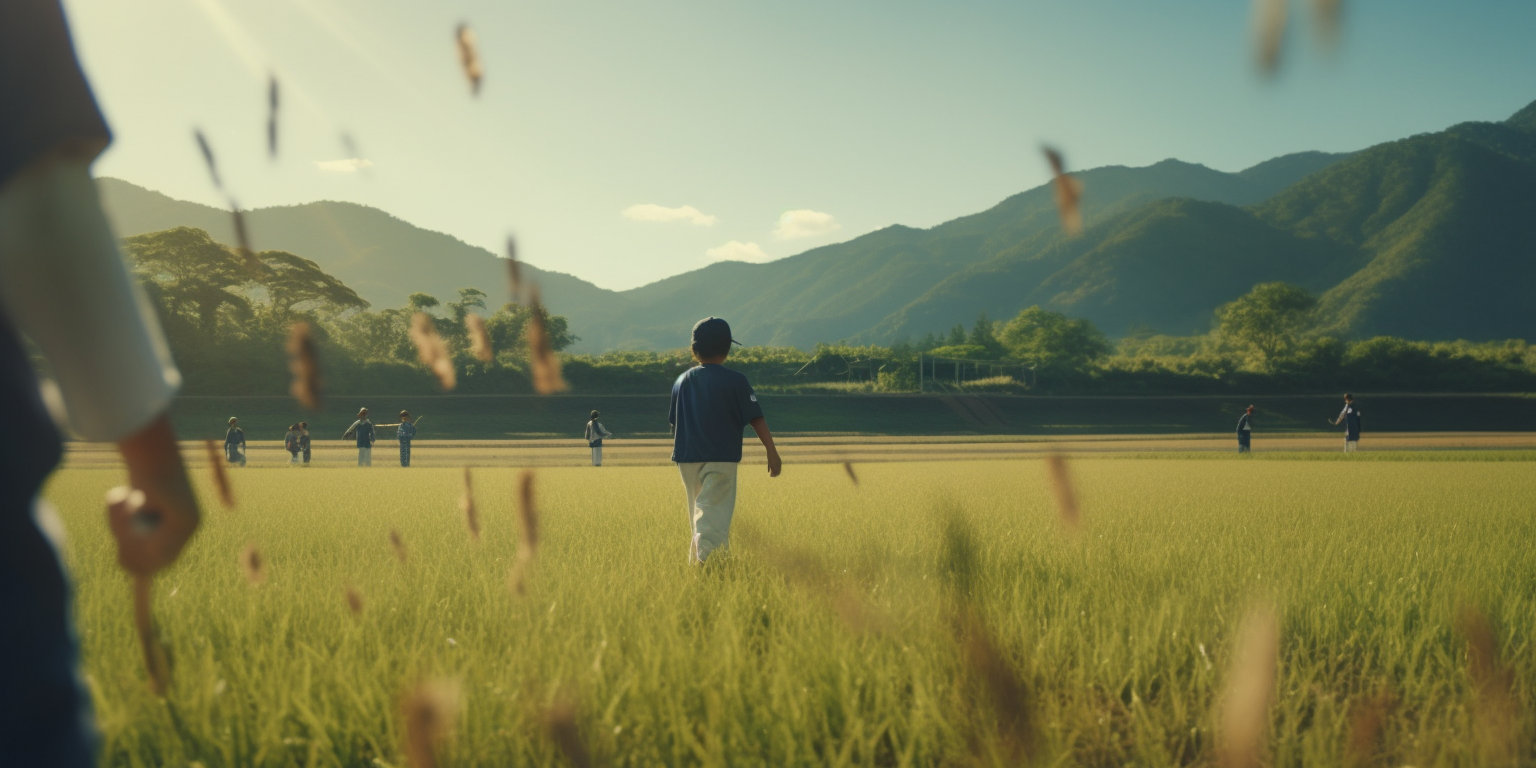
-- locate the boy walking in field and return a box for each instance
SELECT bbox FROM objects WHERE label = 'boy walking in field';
[1236,405,1255,453]
[284,423,300,465]
[298,421,311,464]
[224,417,246,467]
[669,317,782,564]
[342,408,376,466]
[585,410,613,466]
[1331,393,1362,452]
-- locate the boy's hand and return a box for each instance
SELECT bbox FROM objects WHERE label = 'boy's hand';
[107,414,200,578]
[766,449,782,477]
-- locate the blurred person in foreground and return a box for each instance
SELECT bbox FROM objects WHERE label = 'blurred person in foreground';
[669,317,781,564]
[1330,393,1362,453]
[1236,405,1255,453]
[585,409,613,466]
[0,2,201,764]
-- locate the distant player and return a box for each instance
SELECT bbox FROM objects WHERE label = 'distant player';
[342,408,376,467]
[224,417,246,467]
[585,410,613,466]
[297,421,311,464]
[1330,393,1362,453]
[395,411,417,467]
[284,424,300,465]
[669,317,782,564]
[1236,405,1255,453]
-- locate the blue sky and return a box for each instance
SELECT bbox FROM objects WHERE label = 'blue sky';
[63,0,1536,292]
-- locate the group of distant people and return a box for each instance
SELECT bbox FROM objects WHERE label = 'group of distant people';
[220,408,420,467]
[1236,393,1363,453]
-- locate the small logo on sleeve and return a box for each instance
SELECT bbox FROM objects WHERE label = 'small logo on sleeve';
[749,394,757,402]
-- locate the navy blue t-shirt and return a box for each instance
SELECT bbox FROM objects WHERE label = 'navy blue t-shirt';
[1339,404,1361,439]
[669,364,764,463]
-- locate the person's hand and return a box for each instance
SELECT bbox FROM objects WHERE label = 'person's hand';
[106,414,200,578]
[766,449,782,478]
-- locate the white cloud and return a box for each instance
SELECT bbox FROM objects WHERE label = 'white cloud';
[705,240,770,263]
[773,209,840,240]
[314,158,374,173]
[622,203,717,226]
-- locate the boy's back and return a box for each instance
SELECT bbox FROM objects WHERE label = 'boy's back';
[669,364,762,463]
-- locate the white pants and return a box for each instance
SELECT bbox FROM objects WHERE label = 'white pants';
[591,445,603,466]
[677,462,739,564]
[358,446,372,466]
[1344,439,1358,453]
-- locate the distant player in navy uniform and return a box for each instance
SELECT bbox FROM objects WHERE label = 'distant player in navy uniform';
[1330,393,1362,453]
[297,421,312,464]
[343,408,376,466]
[1236,405,1255,453]
[395,411,417,467]
[1,3,202,763]
[585,410,613,466]
[224,417,247,466]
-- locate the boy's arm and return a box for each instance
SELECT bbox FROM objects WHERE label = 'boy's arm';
[748,416,781,477]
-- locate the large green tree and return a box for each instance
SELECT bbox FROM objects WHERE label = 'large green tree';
[997,306,1110,374]
[1216,282,1317,367]
[124,227,253,334]
[260,250,370,317]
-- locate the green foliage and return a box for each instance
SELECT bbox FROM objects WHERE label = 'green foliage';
[996,306,1111,374]
[1215,282,1317,368]
[925,344,992,360]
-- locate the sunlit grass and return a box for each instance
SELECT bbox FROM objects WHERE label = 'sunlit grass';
[47,457,1536,767]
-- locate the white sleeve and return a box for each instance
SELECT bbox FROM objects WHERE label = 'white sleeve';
[0,154,180,442]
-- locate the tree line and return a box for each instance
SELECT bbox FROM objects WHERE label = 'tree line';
[117,227,1534,396]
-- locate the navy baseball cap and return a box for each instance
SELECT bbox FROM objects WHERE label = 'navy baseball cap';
[691,317,741,348]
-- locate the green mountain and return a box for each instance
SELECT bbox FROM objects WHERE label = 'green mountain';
[97,179,615,318]
[98,97,1536,350]
[866,99,1536,342]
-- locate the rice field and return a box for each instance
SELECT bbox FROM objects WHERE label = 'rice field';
[45,454,1536,767]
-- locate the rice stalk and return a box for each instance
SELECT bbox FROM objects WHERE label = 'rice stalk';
[460,467,481,539]
[1217,606,1279,768]
[1043,146,1084,236]
[1253,0,1288,75]
[410,312,457,390]
[240,542,266,585]
[344,586,364,616]
[455,24,483,95]
[545,694,594,768]
[510,470,539,595]
[466,314,494,362]
[403,678,460,768]
[390,529,408,563]
[526,288,568,394]
[203,439,235,508]
[1044,453,1080,528]
[285,321,322,408]
[1457,607,1517,765]
[266,74,280,158]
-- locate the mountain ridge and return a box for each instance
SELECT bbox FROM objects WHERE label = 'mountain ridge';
[96,97,1536,349]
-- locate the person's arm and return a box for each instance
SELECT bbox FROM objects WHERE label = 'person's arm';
[0,150,198,578]
[748,416,781,477]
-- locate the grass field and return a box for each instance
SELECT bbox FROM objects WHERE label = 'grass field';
[47,454,1536,767]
